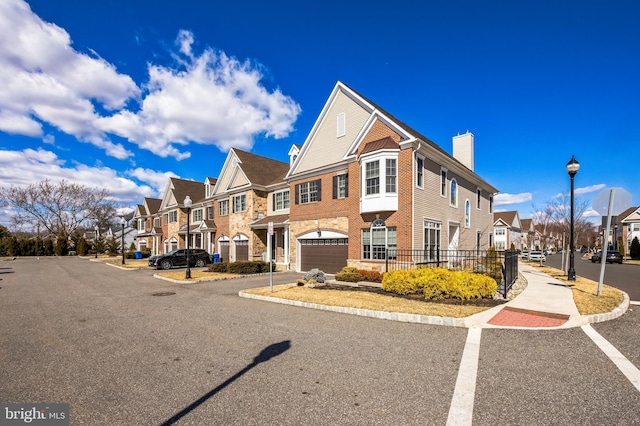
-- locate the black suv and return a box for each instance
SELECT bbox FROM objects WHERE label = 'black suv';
[149,249,211,270]
[591,250,623,264]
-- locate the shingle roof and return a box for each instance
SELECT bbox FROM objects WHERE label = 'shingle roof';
[494,211,517,227]
[618,206,639,221]
[144,198,162,215]
[234,149,290,187]
[251,214,290,228]
[170,178,206,204]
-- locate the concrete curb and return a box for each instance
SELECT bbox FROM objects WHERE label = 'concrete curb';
[238,290,468,327]
[154,270,291,284]
[238,287,632,330]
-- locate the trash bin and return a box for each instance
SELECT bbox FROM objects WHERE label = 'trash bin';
[213,253,220,263]
[134,251,142,259]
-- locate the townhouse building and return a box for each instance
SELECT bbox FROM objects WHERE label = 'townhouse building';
[133,81,499,274]
[285,82,498,273]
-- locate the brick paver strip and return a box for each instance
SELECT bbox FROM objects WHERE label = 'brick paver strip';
[488,306,569,327]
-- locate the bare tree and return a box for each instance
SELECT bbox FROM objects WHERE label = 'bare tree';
[0,180,116,238]
[533,195,592,249]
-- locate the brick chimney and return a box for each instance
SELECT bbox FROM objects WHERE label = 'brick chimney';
[453,131,474,171]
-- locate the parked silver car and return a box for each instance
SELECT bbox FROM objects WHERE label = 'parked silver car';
[528,251,546,262]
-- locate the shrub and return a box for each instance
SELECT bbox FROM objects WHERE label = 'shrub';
[382,267,498,301]
[211,260,273,274]
[630,237,640,260]
[336,266,363,283]
[208,262,228,273]
[304,268,325,283]
[357,269,383,282]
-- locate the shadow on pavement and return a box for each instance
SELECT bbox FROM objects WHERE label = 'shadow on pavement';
[160,340,291,426]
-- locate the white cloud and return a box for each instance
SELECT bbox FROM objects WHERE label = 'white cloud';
[0,0,139,159]
[582,207,601,218]
[494,192,532,206]
[0,2,300,162]
[97,31,302,159]
[127,168,178,197]
[0,148,157,205]
[555,183,606,198]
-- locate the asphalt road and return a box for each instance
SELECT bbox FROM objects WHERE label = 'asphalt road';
[545,253,640,301]
[1,257,639,425]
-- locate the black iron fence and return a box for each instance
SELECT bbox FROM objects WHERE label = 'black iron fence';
[385,249,519,298]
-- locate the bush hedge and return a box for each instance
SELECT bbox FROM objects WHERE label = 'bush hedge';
[207,260,274,274]
[382,267,497,301]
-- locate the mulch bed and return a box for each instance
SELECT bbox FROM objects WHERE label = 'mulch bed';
[313,282,506,307]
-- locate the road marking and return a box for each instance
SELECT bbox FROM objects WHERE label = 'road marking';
[582,325,640,392]
[630,301,639,306]
[446,327,481,426]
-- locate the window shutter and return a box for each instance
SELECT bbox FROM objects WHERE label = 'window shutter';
[344,174,349,198]
[294,184,299,205]
[273,193,276,208]
[332,176,338,199]
[316,179,322,201]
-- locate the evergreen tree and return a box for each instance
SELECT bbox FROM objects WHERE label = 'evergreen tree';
[630,237,640,260]
[55,233,68,256]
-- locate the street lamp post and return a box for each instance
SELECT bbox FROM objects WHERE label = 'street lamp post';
[95,225,99,258]
[120,217,126,265]
[184,196,192,279]
[566,155,580,280]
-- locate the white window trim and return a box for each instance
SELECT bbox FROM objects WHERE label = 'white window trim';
[465,199,471,228]
[440,167,447,198]
[361,151,399,199]
[416,154,424,189]
[450,178,458,208]
[273,189,290,211]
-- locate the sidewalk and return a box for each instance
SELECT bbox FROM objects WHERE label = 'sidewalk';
[464,263,629,329]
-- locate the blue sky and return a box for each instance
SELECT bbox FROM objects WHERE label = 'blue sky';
[1,0,638,225]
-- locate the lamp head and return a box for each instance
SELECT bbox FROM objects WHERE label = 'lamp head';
[566,155,580,177]
[184,195,192,209]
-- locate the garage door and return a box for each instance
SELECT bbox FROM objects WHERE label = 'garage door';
[219,241,229,263]
[235,240,249,261]
[300,238,348,274]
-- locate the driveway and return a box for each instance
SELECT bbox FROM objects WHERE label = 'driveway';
[1,257,639,425]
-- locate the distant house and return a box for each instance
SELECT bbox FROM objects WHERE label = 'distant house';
[617,206,640,253]
[133,198,162,254]
[493,211,524,251]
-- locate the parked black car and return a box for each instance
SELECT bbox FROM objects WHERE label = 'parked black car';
[591,250,623,264]
[148,249,211,270]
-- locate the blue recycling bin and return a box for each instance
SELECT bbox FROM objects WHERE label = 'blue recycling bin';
[213,253,220,263]
[134,251,142,259]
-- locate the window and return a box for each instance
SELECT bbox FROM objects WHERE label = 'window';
[233,194,246,213]
[450,179,458,207]
[207,206,214,220]
[333,174,348,199]
[295,180,321,204]
[424,220,441,261]
[163,213,168,225]
[169,210,177,223]
[337,112,345,137]
[273,190,290,211]
[193,209,203,222]
[476,188,481,209]
[416,156,424,188]
[476,231,482,254]
[138,219,144,230]
[365,161,380,195]
[465,200,470,228]
[154,217,160,228]
[489,194,494,213]
[633,224,640,232]
[440,168,447,197]
[385,159,397,193]
[205,183,211,198]
[362,219,396,260]
[219,200,229,216]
